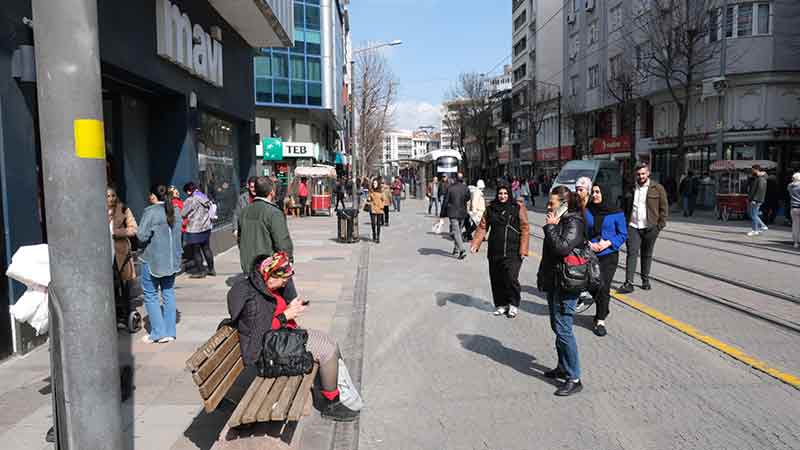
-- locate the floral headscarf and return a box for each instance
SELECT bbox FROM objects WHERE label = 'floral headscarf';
[259,252,294,280]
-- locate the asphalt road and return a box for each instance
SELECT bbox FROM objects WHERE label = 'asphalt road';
[355,200,800,450]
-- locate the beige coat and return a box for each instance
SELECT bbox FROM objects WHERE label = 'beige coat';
[368,190,385,214]
[468,187,486,224]
[109,203,138,281]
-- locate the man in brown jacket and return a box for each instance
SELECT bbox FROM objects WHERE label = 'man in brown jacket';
[618,163,668,293]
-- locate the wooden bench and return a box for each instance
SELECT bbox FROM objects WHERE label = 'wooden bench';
[186,325,319,429]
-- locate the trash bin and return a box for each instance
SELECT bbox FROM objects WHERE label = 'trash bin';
[337,208,359,243]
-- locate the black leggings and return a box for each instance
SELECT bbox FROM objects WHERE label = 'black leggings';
[383,205,390,225]
[595,252,619,321]
[191,241,214,273]
[370,213,382,240]
[488,256,523,308]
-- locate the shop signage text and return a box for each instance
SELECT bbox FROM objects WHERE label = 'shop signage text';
[283,142,318,159]
[591,136,631,154]
[156,0,224,87]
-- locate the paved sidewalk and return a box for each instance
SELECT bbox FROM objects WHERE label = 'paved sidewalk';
[0,212,359,450]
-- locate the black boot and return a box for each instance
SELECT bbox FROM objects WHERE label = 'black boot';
[321,395,359,422]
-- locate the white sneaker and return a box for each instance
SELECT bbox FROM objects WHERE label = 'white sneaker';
[493,306,508,316]
[141,335,156,344]
[507,306,519,318]
[746,231,760,237]
[158,337,175,344]
[760,226,769,231]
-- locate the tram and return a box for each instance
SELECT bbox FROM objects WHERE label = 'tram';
[421,149,462,181]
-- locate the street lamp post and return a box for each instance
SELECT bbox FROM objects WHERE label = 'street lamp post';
[349,40,402,207]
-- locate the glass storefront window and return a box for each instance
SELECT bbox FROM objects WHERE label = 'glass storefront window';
[256,78,272,103]
[255,57,270,77]
[274,79,290,103]
[197,112,238,227]
[291,81,306,104]
[733,143,755,160]
[308,82,322,106]
[271,52,288,78]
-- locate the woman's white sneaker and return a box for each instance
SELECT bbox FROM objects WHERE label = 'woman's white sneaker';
[158,337,176,343]
[493,306,508,316]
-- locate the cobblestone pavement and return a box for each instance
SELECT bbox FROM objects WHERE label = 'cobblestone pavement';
[358,199,800,450]
[0,213,358,450]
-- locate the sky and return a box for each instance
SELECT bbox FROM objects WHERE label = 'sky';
[349,0,512,133]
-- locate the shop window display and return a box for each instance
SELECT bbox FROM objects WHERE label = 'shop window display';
[197,113,238,227]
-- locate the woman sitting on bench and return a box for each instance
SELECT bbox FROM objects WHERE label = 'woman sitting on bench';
[227,252,361,422]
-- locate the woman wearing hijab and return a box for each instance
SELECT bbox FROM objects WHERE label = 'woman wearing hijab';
[584,184,628,336]
[470,184,530,318]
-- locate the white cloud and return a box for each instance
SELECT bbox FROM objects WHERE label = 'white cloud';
[391,99,441,132]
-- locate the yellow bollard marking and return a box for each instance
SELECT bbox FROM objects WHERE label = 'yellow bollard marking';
[526,249,800,390]
[74,119,106,159]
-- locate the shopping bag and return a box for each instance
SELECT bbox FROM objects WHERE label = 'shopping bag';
[431,219,445,234]
[337,358,364,411]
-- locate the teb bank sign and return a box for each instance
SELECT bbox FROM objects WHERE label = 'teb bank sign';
[156,0,224,87]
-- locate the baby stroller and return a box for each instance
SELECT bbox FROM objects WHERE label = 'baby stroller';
[113,252,142,333]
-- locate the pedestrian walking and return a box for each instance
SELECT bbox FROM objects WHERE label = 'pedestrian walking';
[464,179,486,242]
[618,163,668,293]
[182,182,215,278]
[470,184,529,318]
[138,185,182,344]
[381,181,392,226]
[392,176,403,211]
[439,175,449,206]
[511,177,521,201]
[335,178,347,211]
[537,185,585,396]
[678,171,699,217]
[747,164,768,236]
[520,178,531,207]
[789,172,800,248]
[298,177,310,217]
[427,177,440,215]
[367,179,385,243]
[107,187,138,285]
[585,184,628,337]
[226,252,361,423]
[439,173,470,259]
[238,176,295,272]
[233,177,257,240]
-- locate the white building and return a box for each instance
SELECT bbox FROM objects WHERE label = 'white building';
[381,130,414,175]
[412,130,440,159]
[485,65,514,95]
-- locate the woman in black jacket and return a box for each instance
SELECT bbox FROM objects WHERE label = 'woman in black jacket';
[469,184,530,318]
[537,185,586,397]
[227,253,360,422]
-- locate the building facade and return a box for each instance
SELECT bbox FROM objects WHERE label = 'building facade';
[255,0,350,185]
[0,0,293,358]
[381,130,413,176]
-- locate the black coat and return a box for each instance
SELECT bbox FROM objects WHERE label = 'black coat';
[440,182,470,219]
[536,212,586,293]
[227,264,298,367]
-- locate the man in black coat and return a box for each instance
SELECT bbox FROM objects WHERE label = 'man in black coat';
[440,173,470,259]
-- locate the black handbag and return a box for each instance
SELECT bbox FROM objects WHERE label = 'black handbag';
[255,327,315,378]
[560,243,601,294]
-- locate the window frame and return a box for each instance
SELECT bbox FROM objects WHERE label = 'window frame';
[588,65,600,90]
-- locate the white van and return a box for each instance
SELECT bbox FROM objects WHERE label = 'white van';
[552,160,624,207]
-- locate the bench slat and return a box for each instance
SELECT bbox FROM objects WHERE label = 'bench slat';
[198,344,242,399]
[242,377,276,424]
[270,375,304,421]
[186,326,236,371]
[256,376,289,422]
[287,364,319,421]
[202,357,244,413]
[192,332,240,386]
[227,377,265,429]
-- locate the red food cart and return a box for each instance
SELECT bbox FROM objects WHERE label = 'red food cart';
[709,160,776,221]
[295,165,336,216]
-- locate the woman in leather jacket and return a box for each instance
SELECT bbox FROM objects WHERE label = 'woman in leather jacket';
[469,184,530,318]
[537,185,586,397]
[227,253,360,422]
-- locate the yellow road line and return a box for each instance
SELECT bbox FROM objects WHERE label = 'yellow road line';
[526,249,800,390]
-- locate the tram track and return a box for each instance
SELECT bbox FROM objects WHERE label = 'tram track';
[662,228,800,258]
[529,231,800,335]
[656,234,800,268]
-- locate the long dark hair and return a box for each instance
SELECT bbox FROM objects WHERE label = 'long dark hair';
[550,185,581,213]
[150,184,176,227]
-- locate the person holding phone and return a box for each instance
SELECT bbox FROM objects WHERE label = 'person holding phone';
[537,186,586,396]
[470,183,529,318]
[227,252,361,422]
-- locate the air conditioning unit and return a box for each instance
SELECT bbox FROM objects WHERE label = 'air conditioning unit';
[567,13,575,24]
[586,0,596,12]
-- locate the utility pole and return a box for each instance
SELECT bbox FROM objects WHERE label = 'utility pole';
[350,59,358,208]
[716,0,729,161]
[32,1,124,448]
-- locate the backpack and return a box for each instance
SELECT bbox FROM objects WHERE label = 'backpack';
[560,242,601,294]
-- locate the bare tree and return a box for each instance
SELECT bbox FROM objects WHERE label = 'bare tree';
[521,80,558,157]
[607,53,645,169]
[447,73,500,174]
[354,49,396,175]
[629,0,722,172]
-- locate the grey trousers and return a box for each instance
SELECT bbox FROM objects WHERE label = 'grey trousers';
[450,218,465,254]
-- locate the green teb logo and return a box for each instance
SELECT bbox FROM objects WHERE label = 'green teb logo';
[263,137,283,161]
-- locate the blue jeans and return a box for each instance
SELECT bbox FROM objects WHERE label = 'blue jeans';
[547,291,581,380]
[428,197,439,215]
[393,194,401,211]
[140,262,177,340]
[750,201,767,231]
